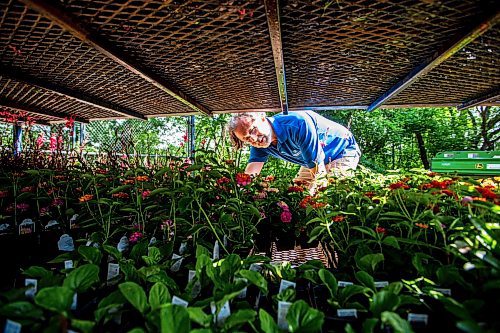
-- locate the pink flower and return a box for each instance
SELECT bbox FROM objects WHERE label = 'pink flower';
[16,203,30,212]
[161,219,173,230]
[461,196,473,205]
[36,132,45,149]
[39,206,50,216]
[280,210,292,223]
[51,198,64,207]
[0,190,9,198]
[277,201,289,210]
[129,231,143,243]
[236,173,252,186]
[141,190,151,199]
[49,134,57,152]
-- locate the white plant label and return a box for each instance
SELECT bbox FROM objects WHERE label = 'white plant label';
[19,219,35,235]
[71,293,77,310]
[24,279,37,298]
[213,241,220,261]
[170,253,183,272]
[3,320,21,333]
[107,263,120,281]
[337,309,358,318]
[223,234,228,247]
[435,288,452,296]
[408,313,428,325]
[338,281,353,287]
[279,279,296,293]
[179,242,187,255]
[58,234,75,251]
[188,270,196,283]
[249,263,263,272]
[277,301,292,330]
[64,260,74,270]
[211,301,231,326]
[172,296,189,307]
[374,281,389,288]
[235,277,248,298]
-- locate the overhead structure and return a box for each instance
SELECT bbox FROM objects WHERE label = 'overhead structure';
[0,0,498,125]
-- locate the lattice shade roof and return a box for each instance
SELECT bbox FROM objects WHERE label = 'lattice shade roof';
[0,0,499,124]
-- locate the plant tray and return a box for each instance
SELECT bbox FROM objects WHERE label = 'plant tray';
[270,242,333,268]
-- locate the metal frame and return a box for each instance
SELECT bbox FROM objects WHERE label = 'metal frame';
[457,88,500,110]
[264,0,289,115]
[20,0,212,116]
[1,71,146,120]
[0,101,89,124]
[367,10,500,112]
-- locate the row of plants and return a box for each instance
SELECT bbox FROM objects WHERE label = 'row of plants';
[0,149,499,332]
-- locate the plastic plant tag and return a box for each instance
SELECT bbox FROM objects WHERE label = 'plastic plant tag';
[279,279,296,293]
[249,263,263,272]
[64,260,74,270]
[3,319,22,333]
[434,288,452,296]
[338,281,353,287]
[58,234,75,251]
[67,330,77,333]
[374,281,389,288]
[116,235,129,253]
[149,237,157,246]
[188,270,196,283]
[19,219,35,235]
[179,241,187,255]
[25,279,37,298]
[69,214,79,229]
[211,301,231,326]
[170,253,183,272]
[172,296,189,308]
[71,293,77,310]
[213,241,220,261]
[235,277,248,298]
[45,220,59,229]
[408,313,428,325]
[107,263,120,281]
[277,301,292,330]
[223,234,228,247]
[337,309,358,318]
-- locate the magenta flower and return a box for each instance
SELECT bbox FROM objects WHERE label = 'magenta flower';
[280,210,292,223]
[129,231,143,243]
[16,203,30,212]
[51,198,64,207]
[141,190,151,200]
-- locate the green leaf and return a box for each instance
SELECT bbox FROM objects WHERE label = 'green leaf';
[160,304,191,333]
[362,318,379,333]
[23,266,53,279]
[63,264,100,293]
[142,247,162,266]
[259,309,279,333]
[380,311,413,333]
[34,286,74,314]
[352,226,377,238]
[239,270,268,295]
[71,319,95,333]
[78,246,103,265]
[355,271,376,291]
[103,245,122,260]
[357,253,384,273]
[382,236,400,249]
[109,185,131,194]
[370,291,401,317]
[149,282,171,310]
[188,307,212,328]
[119,282,148,314]
[127,329,145,333]
[224,309,257,330]
[456,320,483,333]
[287,300,324,332]
[0,301,43,319]
[318,269,337,298]
[339,285,370,306]
[308,226,325,243]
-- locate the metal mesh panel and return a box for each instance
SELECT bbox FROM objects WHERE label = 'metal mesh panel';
[0,0,195,117]
[281,0,498,107]
[270,242,331,268]
[58,0,280,111]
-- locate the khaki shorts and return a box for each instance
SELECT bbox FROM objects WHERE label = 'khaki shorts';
[293,153,360,184]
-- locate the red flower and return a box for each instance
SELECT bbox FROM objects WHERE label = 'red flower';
[287,186,304,193]
[375,226,387,235]
[364,192,376,198]
[235,173,251,186]
[332,215,345,223]
[217,177,231,185]
[141,190,151,199]
[415,223,429,229]
[475,186,497,200]
[389,182,410,190]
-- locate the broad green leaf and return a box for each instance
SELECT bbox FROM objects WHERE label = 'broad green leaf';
[370,291,400,317]
[287,300,324,332]
[308,226,325,243]
[149,282,171,310]
[456,320,483,333]
[103,245,122,260]
[71,319,95,333]
[188,307,212,327]
[34,286,74,314]
[259,309,279,333]
[382,236,400,249]
[78,246,103,265]
[362,318,379,333]
[119,282,148,314]
[127,329,145,333]
[0,301,43,319]
[63,264,100,293]
[380,311,413,333]
[160,304,191,333]
[355,271,376,291]
[239,270,268,295]
[352,226,377,238]
[318,269,337,298]
[224,309,257,330]
[23,266,53,279]
[109,185,131,194]
[339,285,371,305]
[357,253,384,273]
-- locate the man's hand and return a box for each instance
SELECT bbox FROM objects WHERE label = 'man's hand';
[307,162,327,196]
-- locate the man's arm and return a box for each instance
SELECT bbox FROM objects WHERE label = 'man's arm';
[245,162,264,176]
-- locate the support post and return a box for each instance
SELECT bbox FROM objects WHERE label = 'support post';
[189,116,195,160]
[13,122,22,156]
[79,123,86,146]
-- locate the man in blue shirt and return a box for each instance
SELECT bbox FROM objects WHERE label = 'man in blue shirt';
[227,111,361,192]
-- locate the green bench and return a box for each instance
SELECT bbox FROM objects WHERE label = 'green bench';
[431,151,500,176]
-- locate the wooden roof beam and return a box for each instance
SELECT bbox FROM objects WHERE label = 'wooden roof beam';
[367,10,500,112]
[457,88,500,110]
[1,71,147,120]
[0,101,89,124]
[264,0,289,115]
[20,0,212,116]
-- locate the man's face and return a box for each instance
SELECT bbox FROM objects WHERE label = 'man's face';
[233,115,273,148]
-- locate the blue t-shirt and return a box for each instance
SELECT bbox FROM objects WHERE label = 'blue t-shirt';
[248,111,360,169]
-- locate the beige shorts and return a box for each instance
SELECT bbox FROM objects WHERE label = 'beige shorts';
[293,154,360,184]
